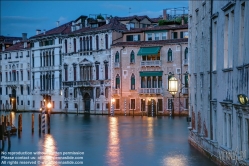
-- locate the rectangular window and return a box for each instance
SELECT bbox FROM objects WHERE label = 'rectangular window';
[115,99,120,109]
[96,65,99,80]
[21,86,23,95]
[172,32,177,39]
[224,14,229,68]
[0,87,1,95]
[155,33,159,40]
[130,99,135,109]
[239,3,245,65]
[106,103,109,110]
[33,100,35,108]
[60,101,62,109]
[105,64,108,80]
[28,100,30,105]
[21,71,23,81]
[213,21,217,71]
[6,87,8,95]
[96,103,100,109]
[158,99,163,111]
[21,100,23,105]
[162,33,167,40]
[147,33,152,41]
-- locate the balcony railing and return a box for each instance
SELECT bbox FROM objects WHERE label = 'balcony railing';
[139,88,163,94]
[112,89,120,95]
[141,60,161,67]
[182,87,188,95]
[6,81,19,86]
[183,59,188,65]
[40,90,53,95]
[114,62,120,68]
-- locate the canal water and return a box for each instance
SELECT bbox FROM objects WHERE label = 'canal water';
[0,112,216,166]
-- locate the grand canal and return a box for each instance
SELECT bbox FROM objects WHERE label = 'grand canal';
[0,112,216,166]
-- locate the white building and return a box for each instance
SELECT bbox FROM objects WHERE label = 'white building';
[0,33,32,111]
[188,0,249,165]
[29,15,126,113]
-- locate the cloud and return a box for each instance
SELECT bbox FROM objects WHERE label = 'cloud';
[2,16,48,24]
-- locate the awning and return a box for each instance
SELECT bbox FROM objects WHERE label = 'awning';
[140,71,163,77]
[137,46,161,56]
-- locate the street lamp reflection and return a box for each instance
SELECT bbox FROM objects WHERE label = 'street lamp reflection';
[39,134,59,166]
[163,155,187,166]
[106,117,122,166]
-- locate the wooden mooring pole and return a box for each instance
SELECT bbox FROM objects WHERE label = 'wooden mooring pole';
[39,114,41,133]
[32,114,34,133]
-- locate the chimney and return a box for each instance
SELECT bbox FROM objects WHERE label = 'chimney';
[126,23,130,30]
[163,9,167,20]
[56,21,60,27]
[106,18,109,24]
[181,16,185,25]
[36,29,41,35]
[22,33,27,41]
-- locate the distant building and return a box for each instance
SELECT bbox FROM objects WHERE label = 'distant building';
[0,35,22,52]
[189,0,249,165]
[0,33,31,111]
[111,23,189,116]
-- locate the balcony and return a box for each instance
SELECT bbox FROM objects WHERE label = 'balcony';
[183,59,188,65]
[40,90,53,95]
[112,89,120,95]
[141,60,161,67]
[182,87,188,95]
[6,81,19,86]
[114,62,120,68]
[139,88,163,94]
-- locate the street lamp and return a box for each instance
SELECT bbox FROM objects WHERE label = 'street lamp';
[111,98,115,116]
[168,76,178,116]
[47,102,52,114]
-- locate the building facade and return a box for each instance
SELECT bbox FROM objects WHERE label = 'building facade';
[111,24,189,116]
[189,0,249,165]
[0,33,32,111]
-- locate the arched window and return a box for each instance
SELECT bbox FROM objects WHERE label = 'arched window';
[167,48,172,62]
[65,40,67,53]
[73,38,76,53]
[96,35,99,50]
[80,38,82,51]
[86,36,89,51]
[105,87,108,98]
[105,34,108,49]
[83,37,86,51]
[130,50,135,63]
[90,36,92,51]
[115,51,119,62]
[184,72,188,87]
[131,74,135,90]
[96,87,100,98]
[115,74,120,89]
[184,47,188,60]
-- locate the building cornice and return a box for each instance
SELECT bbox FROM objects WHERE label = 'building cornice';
[221,0,236,12]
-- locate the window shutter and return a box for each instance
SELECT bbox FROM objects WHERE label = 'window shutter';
[180,32,183,38]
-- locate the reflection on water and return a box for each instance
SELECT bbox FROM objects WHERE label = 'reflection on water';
[39,134,59,166]
[106,117,123,166]
[163,155,188,166]
[146,117,154,154]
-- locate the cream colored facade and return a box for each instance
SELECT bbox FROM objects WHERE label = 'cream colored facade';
[111,25,189,116]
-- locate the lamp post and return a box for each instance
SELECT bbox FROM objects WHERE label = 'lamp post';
[111,98,115,116]
[168,76,178,116]
[11,98,14,111]
[47,102,51,133]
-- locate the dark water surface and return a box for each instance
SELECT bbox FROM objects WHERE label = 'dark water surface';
[0,112,216,166]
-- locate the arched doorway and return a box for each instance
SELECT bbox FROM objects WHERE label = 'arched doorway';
[83,93,91,113]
